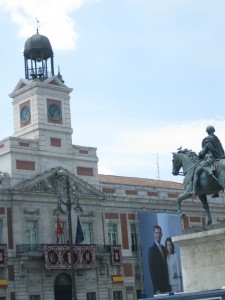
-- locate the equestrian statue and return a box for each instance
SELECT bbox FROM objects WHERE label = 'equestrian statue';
[172,125,225,225]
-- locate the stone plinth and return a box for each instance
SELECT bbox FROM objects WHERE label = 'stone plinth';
[173,225,225,293]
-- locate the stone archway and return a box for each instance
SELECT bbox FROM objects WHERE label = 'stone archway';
[54,273,72,300]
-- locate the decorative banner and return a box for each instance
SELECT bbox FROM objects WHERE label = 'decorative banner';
[43,245,96,270]
[111,245,122,265]
[112,275,124,284]
[0,245,8,267]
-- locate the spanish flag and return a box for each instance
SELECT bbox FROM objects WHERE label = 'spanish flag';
[0,278,7,287]
[111,275,124,284]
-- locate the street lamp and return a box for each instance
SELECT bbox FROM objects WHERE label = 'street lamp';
[55,173,83,300]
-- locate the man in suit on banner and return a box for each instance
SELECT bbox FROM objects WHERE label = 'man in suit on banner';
[148,225,170,294]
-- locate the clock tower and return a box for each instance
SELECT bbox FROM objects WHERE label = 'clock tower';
[0,31,99,186]
[10,31,73,154]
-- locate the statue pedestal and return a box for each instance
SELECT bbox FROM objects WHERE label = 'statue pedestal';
[173,224,225,293]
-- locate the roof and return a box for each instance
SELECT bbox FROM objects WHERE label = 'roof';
[99,174,183,189]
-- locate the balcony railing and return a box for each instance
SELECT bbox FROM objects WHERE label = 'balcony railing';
[16,244,44,255]
[16,244,118,255]
[95,244,112,253]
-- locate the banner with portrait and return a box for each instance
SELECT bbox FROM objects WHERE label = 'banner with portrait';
[138,211,183,298]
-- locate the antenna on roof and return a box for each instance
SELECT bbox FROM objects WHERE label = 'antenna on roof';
[36,17,40,34]
[155,153,160,180]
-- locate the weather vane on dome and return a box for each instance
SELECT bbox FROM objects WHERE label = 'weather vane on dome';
[36,17,40,34]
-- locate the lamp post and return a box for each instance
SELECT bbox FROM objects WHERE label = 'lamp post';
[55,173,83,300]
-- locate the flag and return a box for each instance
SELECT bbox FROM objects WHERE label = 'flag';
[75,216,84,245]
[56,215,63,243]
[0,278,7,287]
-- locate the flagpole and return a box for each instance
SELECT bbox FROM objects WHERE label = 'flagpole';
[55,171,83,300]
[66,175,77,300]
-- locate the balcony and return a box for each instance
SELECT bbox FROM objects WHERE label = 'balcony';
[16,244,119,255]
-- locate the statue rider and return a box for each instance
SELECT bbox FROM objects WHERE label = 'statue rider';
[191,125,225,197]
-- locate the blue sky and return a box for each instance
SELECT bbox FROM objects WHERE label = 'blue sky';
[1,0,225,183]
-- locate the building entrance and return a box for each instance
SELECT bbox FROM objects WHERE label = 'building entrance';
[54,273,72,300]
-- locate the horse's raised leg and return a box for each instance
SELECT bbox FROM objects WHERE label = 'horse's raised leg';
[177,191,191,219]
[198,195,212,225]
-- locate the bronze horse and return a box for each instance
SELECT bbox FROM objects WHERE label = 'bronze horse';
[172,149,225,225]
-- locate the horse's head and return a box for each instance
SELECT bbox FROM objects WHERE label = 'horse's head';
[172,149,197,176]
[172,152,182,176]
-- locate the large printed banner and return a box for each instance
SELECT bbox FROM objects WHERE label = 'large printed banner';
[0,245,8,267]
[43,245,96,270]
[138,211,183,298]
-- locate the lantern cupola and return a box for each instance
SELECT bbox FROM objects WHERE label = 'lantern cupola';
[24,28,54,80]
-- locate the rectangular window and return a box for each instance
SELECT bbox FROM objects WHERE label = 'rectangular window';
[167,193,178,198]
[113,266,121,275]
[135,265,140,281]
[100,262,107,275]
[125,190,137,195]
[87,292,96,300]
[0,219,3,243]
[79,149,88,154]
[19,142,29,147]
[136,290,141,300]
[77,167,94,176]
[29,296,41,300]
[55,221,67,244]
[126,293,134,300]
[102,188,115,194]
[26,220,38,244]
[108,223,118,245]
[82,222,93,244]
[130,223,137,252]
[16,160,35,170]
[50,138,61,147]
[105,213,119,219]
[147,191,158,197]
[113,291,123,300]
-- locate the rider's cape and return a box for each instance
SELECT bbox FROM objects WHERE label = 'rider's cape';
[202,134,225,159]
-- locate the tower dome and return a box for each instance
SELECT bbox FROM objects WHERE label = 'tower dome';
[24,32,54,80]
[24,33,53,61]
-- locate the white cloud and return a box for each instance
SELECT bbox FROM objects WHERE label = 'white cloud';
[98,163,114,175]
[97,118,225,181]
[0,0,85,50]
[115,118,225,155]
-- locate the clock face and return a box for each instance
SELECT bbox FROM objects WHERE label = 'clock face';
[20,105,31,124]
[48,103,62,121]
